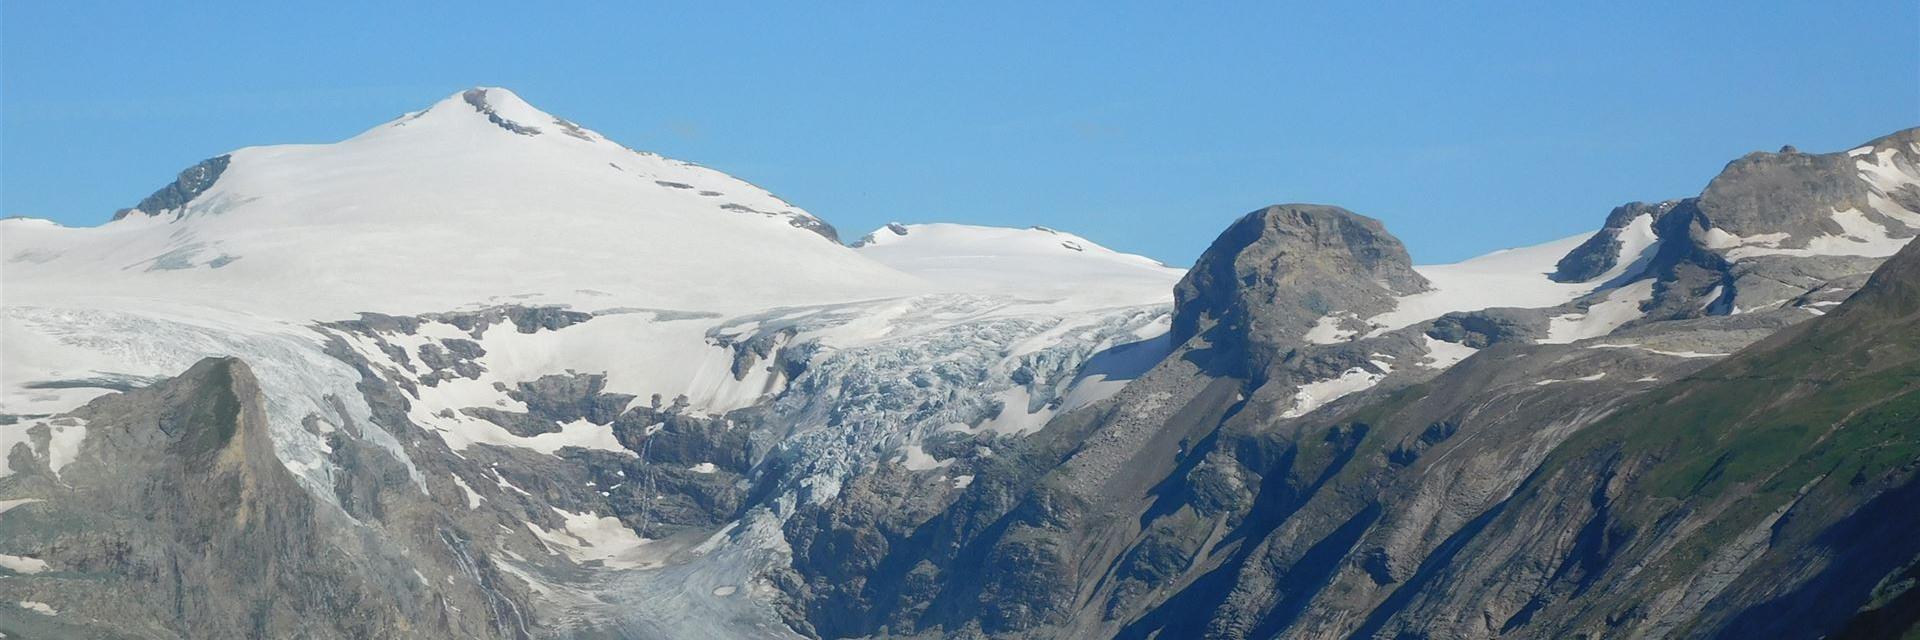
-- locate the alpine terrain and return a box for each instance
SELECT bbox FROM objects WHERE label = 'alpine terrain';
[2,87,1917,639]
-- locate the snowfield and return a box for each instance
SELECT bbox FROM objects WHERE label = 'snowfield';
[1365,224,1655,337]
[854,222,1183,306]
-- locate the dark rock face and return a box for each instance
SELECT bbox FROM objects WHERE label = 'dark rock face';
[332,306,594,344]
[1171,204,1428,371]
[775,410,1111,638]
[1698,146,1879,242]
[716,202,843,243]
[716,327,801,381]
[512,373,635,425]
[1425,307,1549,348]
[1553,200,1677,282]
[418,338,487,380]
[464,88,542,135]
[601,404,754,536]
[788,215,844,244]
[112,154,231,220]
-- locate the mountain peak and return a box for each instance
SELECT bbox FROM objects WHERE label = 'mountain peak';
[460,85,525,104]
[26,87,919,318]
[354,86,602,144]
[454,86,558,136]
[1171,204,1427,361]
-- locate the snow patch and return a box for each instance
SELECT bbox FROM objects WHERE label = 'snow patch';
[1305,312,1360,344]
[1421,335,1480,369]
[0,418,88,479]
[1281,363,1391,419]
[899,444,952,471]
[1541,280,1656,344]
[524,509,658,570]
[0,499,43,516]
[1535,372,1608,386]
[1368,233,1620,335]
[1597,214,1663,284]
[1712,208,1912,261]
[1857,147,1920,192]
[44,419,86,478]
[1587,344,1730,359]
[451,474,484,509]
[0,554,47,574]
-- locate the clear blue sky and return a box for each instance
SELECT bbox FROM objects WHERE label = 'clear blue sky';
[3,2,1915,265]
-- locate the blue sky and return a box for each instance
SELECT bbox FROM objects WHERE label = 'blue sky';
[3,2,1915,265]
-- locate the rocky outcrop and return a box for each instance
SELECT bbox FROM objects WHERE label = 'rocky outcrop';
[1698,145,1882,243]
[788,215,844,244]
[464,88,543,136]
[1553,200,1677,282]
[112,154,231,220]
[1548,128,1920,322]
[1171,204,1428,373]
[1425,307,1550,348]
[849,222,911,248]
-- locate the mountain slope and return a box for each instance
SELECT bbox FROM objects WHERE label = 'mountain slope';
[1,87,1190,639]
[769,128,1920,640]
[0,358,510,639]
[2,86,1916,640]
[1369,231,1920,638]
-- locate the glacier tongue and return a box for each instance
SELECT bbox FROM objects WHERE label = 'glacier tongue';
[725,295,1174,506]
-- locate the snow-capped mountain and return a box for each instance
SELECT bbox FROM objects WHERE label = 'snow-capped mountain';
[2,86,1917,640]
[4,87,915,320]
[0,87,1190,638]
[1,87,1181,427]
